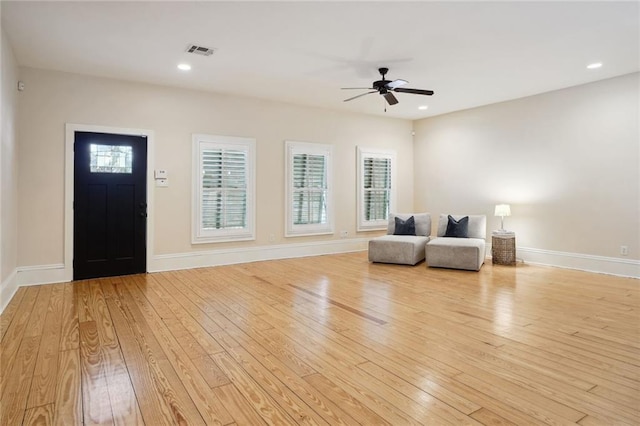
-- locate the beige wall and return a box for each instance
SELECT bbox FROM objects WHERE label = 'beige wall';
[17,67,413,267]
[414,73,640,260]
[14,66,638,273]
[1,28,19,284]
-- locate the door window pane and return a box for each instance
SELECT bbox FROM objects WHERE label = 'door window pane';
[90,144,133,173]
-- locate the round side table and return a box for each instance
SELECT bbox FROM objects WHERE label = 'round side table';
[492,231,516,265]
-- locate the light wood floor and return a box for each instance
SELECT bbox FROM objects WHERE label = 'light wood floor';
[1,252,639,425]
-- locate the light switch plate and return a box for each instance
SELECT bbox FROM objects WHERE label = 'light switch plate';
[155,169,168,179]
[156,178,169,187]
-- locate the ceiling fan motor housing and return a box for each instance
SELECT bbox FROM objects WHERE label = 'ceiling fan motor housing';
[373,80,391,90]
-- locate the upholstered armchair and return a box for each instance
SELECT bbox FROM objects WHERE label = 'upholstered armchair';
[425,214,487,271]
[368,213,431,265]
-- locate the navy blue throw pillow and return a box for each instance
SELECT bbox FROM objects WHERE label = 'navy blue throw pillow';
[444,215,469,238]
[394,216,416,236]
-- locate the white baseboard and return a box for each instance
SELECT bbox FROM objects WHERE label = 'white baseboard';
[150,238,369,272]
[3,240,634,315]
[16,263,68,286]
[0,269,18,315]
[517,246,639,278]
[487,243,639,278]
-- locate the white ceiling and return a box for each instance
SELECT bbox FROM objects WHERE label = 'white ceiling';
[2,1,638,120]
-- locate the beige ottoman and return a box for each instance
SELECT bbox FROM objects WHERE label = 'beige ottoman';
[368,235,430,265]
[425,237,486,271]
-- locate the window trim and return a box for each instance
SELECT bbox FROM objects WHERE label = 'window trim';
[357,146,397,232]
[192,134,256,244]
[285,141,333,237]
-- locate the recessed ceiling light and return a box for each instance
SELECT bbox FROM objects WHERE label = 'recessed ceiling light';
[177,63,191,71]
[418,105,429,110]
[586,62,602,70]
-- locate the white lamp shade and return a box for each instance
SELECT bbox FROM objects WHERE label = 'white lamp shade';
[494,204,511,217]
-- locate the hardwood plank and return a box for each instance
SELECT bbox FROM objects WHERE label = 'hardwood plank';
[455,373,585,424]
[157,269,317,378]
[53,349,82,426]
[144,274,225,355]
[103,281,197,425]
[162,317,210,359]
[79,280,144,425]
[492,328,640,391]
[221,344,329,425]
[340,331,481,415]
[303,373,390,425]
[422,374,548,425]
[0,286,26,341]
[1,253,638,425]
[0,335,40,426]
[76,280,95,323]
[495,340,639,404]
[470,407,518,426]
[193,355,231,389]
[211,384,267,426]
[588,384,640,411]
[24,285,53,338]
[357,361,480,424]
[259,328,431,425]
[372,321,637,423]
[114,276,232,424]
[212,351,298,424]
[287,283,388,325]
[261,354,361,426]
[27,283,65,408]
[1,286,39,397]
[102,347,145,426]
[88,280,119,349]
[578,413,636,426]
[59,282,79,351]
[23,403,55,426]
[78,320,114,425]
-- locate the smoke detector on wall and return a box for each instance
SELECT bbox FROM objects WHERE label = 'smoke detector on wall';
[186,44,216,56]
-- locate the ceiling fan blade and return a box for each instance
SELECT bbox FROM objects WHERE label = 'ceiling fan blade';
[343,91,377,102]
[383,92,398,105]
[341,87,374,90]
[386,79,408,89]
[393,87,434,96]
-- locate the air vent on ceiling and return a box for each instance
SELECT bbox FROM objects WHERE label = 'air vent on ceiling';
[186,44,216,56]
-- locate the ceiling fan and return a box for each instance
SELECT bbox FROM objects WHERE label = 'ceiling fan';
[342,67,434,105]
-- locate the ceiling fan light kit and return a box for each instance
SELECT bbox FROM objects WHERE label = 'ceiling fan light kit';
[342,67,434,107]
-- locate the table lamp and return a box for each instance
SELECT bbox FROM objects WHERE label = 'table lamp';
[494,204,511,232]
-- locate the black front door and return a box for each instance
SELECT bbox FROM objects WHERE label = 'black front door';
[74,132,147,280]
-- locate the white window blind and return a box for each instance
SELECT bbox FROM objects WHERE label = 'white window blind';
[286,141,333,237]
[363,157,391,221]
[357,147,396,231]
[193,134,255,243]
[201,149,247,229]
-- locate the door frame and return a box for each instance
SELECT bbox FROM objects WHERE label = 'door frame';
[64,123,155,281]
